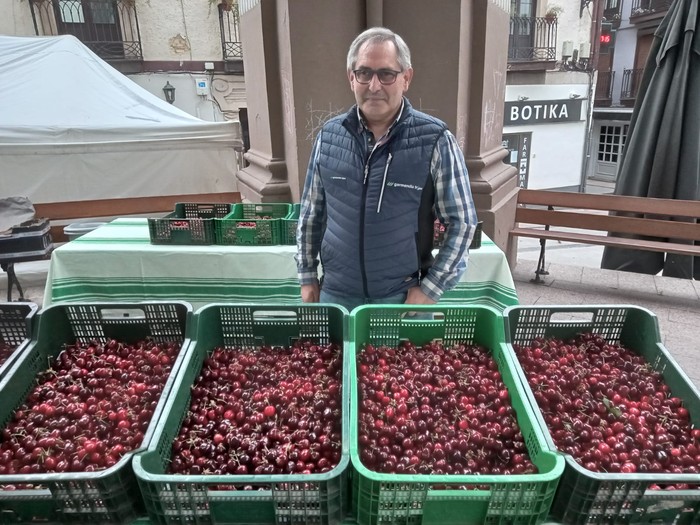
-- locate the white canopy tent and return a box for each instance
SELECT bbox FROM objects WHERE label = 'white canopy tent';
[0,35,239,204]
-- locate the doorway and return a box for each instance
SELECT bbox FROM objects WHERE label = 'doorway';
[591,122,628,182]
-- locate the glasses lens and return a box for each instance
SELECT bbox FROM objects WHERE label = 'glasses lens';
[377,70,398,84]
[354,68,400,85]
[355,69,373,83]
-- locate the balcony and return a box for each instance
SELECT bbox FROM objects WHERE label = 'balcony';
[621,68,644,104]
[630,0,672,20]
[219,2,243,73]
[508,16,558,71]
[28,0,142,70]
[603,8,621,29]
[595,71,615,105]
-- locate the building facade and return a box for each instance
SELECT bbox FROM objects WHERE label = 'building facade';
[589,0,673,184]
[1,0,247,137]
[504,0,601,191]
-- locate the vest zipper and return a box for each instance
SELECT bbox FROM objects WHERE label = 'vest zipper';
[376,153,392,213]
[359,145,378,297]
[416,232,422,286]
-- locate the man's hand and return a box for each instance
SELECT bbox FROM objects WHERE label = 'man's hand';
[405,286,436,305]
[301,282,320,303]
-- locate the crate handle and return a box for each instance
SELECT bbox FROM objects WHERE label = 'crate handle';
[548,311,595,324]
[252,310,298,322]
[400,311,445,322]
[99,307,147,320]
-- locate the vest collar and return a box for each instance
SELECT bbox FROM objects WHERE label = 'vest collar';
[347,97,413,136]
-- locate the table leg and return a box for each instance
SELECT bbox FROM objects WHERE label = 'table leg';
[0,262,25,302]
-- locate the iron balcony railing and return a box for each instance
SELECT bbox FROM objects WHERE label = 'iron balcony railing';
[219,2,242,60]
[630,0,673,17]
[28,0,142,60]
[595,70,615,102]
[508,16,557,62]
[621,68,644,99]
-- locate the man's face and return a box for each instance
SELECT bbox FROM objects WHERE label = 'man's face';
[348,40,413,129]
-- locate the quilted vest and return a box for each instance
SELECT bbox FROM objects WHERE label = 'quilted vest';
[318,100,446,298]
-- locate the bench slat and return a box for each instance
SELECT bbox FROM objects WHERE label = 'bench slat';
[517,189,700,218]
[511,227,700,257]
[516,207,700,242]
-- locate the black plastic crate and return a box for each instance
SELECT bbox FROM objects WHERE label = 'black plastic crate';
[0,219,52,260]
[0,302,37,382]
[0,301,193,524]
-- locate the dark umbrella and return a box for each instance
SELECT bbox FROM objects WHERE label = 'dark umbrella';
[600,0,700,279]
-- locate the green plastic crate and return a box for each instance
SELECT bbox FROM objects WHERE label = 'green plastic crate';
[0,302,37,382]
[0,301,192,524]
[148,203,233,245]
[215,203,291,246]
[133,303,351,525]
[281,204,301,245]
[349,305,564,525]
[504,305,700,525]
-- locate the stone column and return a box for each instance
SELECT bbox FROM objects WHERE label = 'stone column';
[236,0,362,202]
[235,0,291,202]
[461,0,519,260]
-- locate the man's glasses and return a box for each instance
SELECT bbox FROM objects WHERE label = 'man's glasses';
[352,68,403,85]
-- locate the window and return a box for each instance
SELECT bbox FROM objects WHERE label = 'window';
[597,125,628,163]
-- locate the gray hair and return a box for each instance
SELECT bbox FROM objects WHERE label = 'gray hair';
[346,27,412,72]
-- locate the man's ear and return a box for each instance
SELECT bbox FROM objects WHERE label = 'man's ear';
[347,69,355,89]
[402,67,414,92]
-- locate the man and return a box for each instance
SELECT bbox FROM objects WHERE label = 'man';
[296,27,477,312]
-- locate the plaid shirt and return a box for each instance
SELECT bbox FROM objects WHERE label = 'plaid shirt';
[296,104,477,301]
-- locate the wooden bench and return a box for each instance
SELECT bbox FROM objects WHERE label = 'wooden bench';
[510,189,700,282]
[34,192,242,243]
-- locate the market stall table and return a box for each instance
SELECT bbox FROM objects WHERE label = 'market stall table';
[43,219,518,310]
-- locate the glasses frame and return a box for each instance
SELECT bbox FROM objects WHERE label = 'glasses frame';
[352,67,403,86]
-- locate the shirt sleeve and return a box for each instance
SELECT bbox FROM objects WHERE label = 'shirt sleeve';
[421,130,478,301]
[295,133,325,285]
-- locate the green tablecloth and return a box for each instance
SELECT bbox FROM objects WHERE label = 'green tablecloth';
[44,219,518,310]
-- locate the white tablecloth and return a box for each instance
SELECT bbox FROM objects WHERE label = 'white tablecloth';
[44,219,518,310]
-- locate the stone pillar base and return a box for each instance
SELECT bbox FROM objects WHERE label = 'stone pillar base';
[466,146,519,266]
[236,149,292,202]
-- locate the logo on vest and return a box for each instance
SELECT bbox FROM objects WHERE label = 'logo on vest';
[331,176,346,181]
[386,182,422,191]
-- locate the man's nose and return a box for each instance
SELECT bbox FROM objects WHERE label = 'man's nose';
[368,74,383,90]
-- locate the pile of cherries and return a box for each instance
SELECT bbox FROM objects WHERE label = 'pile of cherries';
[357,341,536,477]
[514,332,700,487]
[169,341,343,477]
[0,341,18,368]
[0,338,181,483]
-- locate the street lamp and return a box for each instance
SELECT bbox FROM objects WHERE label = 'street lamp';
[162,81,176,104]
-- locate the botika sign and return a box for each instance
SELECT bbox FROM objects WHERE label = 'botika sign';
[504,99,583,126]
